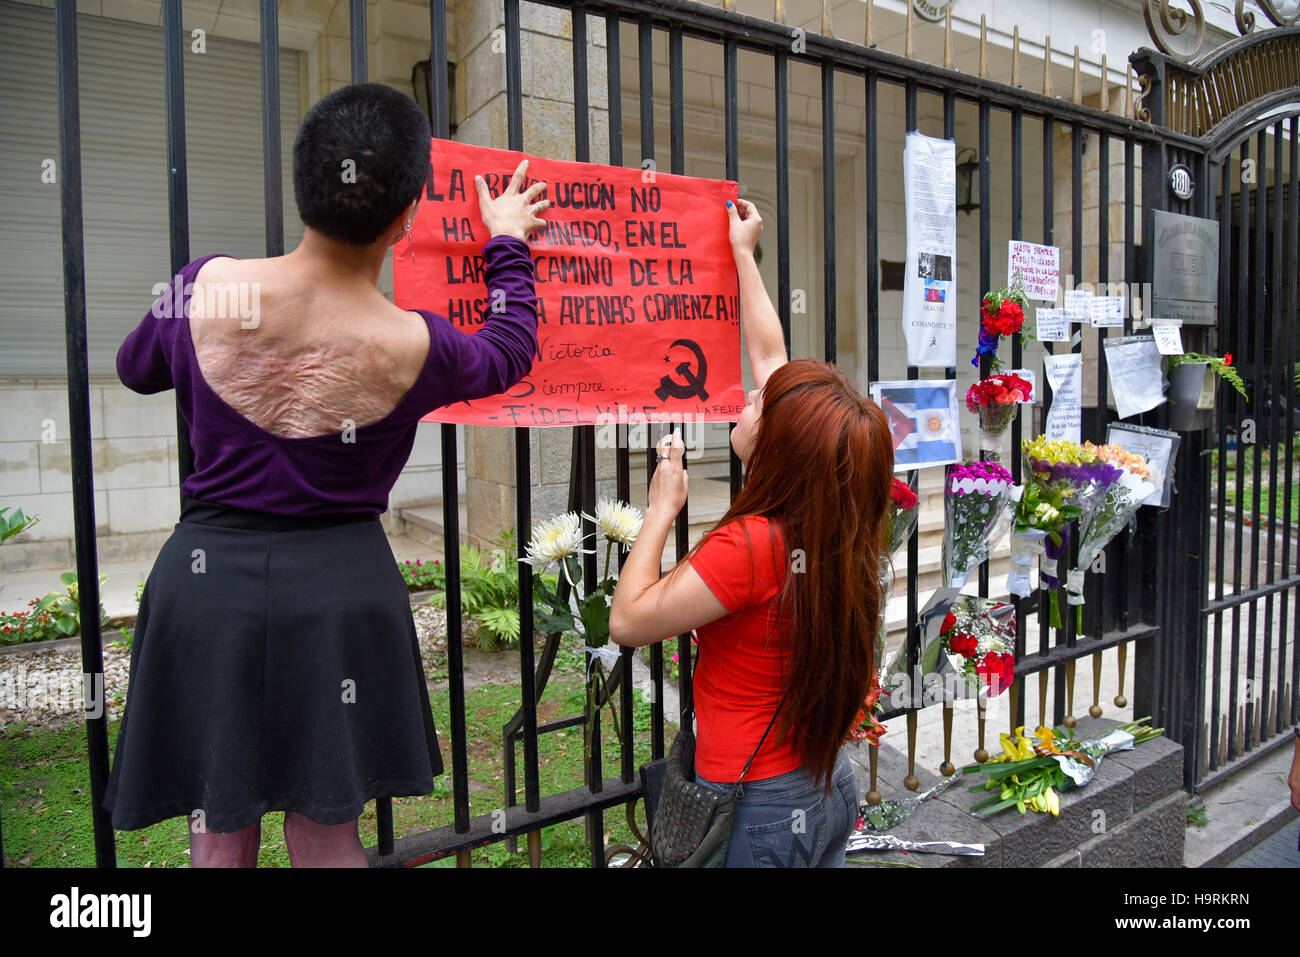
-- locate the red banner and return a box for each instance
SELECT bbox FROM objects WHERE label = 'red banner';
[393,139,743,428]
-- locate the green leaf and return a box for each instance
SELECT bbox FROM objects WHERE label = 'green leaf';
[60,571,78,585]
[563,555,583,588]
[534,606,577,634]
[578,591,612,646]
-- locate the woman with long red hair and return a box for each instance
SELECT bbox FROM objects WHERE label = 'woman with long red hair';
[609,198,894,867]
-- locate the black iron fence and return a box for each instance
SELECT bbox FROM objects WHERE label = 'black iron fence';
[34,0,1300,868]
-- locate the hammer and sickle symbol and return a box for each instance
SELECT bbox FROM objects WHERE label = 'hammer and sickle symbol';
[654,338,709,402]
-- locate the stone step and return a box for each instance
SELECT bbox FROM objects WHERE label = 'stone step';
[844,715,1186,868]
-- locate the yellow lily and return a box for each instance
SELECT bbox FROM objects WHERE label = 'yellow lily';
[1033,725,1058,753]
[991,726,1036,763]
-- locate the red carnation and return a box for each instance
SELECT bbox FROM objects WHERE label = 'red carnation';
[975,651,1016,695]
[889,478,919,511]
[950,632,979,658]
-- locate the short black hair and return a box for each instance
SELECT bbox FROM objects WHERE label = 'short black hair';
[292,83,431,245]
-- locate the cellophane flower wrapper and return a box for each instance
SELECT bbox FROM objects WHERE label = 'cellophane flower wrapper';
[942,462,1015,588]
[1013,444,1123,594]
[877,479,920,685]
[1066,468,1159,605]
[939,596,1017,697]
[966,374,1031,458]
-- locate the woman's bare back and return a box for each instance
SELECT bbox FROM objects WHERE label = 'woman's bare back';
[187,256,431,439]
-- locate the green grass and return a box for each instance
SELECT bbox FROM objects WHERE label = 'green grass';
[2,663,666,868]
[1210,441,1300,526]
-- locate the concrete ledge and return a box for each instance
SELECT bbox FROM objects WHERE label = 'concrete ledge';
[846,716,1186,868]
[1046,790,1188,868]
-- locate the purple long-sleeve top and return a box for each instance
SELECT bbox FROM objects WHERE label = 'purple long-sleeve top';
[117,235,538,517]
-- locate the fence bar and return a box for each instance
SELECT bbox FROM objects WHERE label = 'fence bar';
[976,97,990,602]
[775,51,792,354]
[1290,115,1300,730]
[904,80,920,738]
[260,0,284,257]
[1092,129,1110,636]
[822,60,836,363]
[1010,108,1025,730]
[668,24,695,739]
[1229,137,1250,761]
[1121,134,1136,633]
[1247,128,1268,751]
[637,15,665,760]
[350,0,367,81]
[161,0,195,490]
[725,38,744,497]
[1261,122,1284,747]
[865,71,880,385]
[501,0,541,825]
[1038,113,1054,723]
[602,12,637,784]
[55,0,116,870]
[1209,155,1231,772]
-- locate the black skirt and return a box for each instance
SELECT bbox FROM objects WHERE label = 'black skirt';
[103,496,444,833]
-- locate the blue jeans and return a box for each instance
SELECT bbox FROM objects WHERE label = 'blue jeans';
[695,749,858,867]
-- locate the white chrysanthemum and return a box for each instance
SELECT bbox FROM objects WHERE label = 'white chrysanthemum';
[521,512,588,570]
[586,498,643,547]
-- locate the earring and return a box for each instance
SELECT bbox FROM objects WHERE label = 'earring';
[405,224,415,263]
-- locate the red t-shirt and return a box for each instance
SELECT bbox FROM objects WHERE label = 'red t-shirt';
[688,514,800,782]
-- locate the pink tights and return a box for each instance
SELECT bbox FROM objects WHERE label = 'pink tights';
[188,811,368,868]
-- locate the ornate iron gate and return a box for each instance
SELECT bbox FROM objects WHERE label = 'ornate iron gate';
[27,0,1300,869]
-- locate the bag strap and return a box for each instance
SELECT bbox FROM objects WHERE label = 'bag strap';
[734,705,781,788]
[685,636,784,790]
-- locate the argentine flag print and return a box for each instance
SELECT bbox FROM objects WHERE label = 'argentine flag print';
[871,380,963,470]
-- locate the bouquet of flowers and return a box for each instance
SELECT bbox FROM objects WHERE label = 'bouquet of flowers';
[973,285,1028,370]
[965,373,1032,459]
[940,597,1016,696]
[869,478,919,732]
[849,671,887,747]
[1007,438,1122,624]
[523,498,643,762]
[1065,443,1160,606]
[884,477,920,554]
[943,460,1016,588]
[961,717,1163,816]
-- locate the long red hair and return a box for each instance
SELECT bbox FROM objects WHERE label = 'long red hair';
[671,359,894,790]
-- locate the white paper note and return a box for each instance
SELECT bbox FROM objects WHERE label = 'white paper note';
[1043,352,1083,443]
[1035,307,1068,341]
[1090,296,1126,327]
[1064,289,1093,324]
[1104,335,1167,420]
[1007,240,1061,302]
[1152,321,1184,355]
[902,132,958,368]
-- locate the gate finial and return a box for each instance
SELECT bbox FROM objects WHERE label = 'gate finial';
[1043,35,1053,95]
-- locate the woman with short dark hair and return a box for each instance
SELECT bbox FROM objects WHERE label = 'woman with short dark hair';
[103,83,550,867]
[610,198,893,868]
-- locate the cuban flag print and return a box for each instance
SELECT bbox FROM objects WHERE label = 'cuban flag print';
[870,380,963,471]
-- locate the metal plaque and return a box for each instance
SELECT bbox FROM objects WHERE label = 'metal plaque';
[1151,298,1217,325]
[1152,210,1219,325]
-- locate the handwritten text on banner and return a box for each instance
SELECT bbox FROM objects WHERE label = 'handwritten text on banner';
[393,139,743,427]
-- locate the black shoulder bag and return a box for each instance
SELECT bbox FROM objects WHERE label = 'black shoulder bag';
[639,663,780,868]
